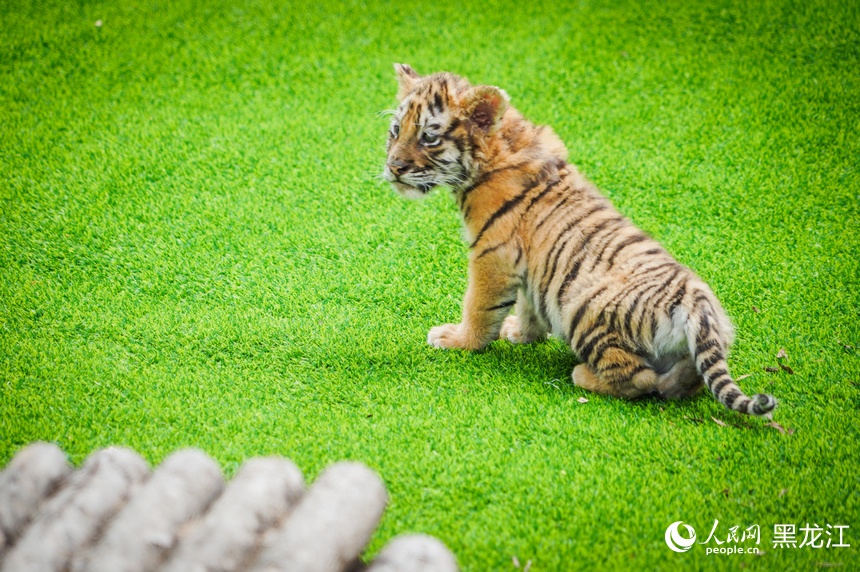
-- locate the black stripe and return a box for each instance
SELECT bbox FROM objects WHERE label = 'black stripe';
[469,182,536,248]
[692,293,715,320]
[696,312,711,343]
[698,353,721,374]
[637,261,680,279]
[603,234,648,268]
[580,216,619,247]
[534,201,612,320]
[541,231,575,293]
[706,368,729,386]
[429,154,453,165]
[634,267,681,340]
[578,219,624,267]
[722,389,742,408]
[650,273,684,314]
[567,304,589,342]
[589,336,622,367]
[485,299,516,312]
[576,313,607,349]
[702,353,728,376]
[603,262,677,313]
[695,339,720,355]
[441,118,461,138]
[556,256,585,306]
[566,285,608,341]
[622,288,648,338]
[636,266,681,311]
[573,216,622,268]
[626,280,667,339]
[544,203,607,246]
[712,377,733,396]
[412,102,424,120]
[693,294,711,308]
[432,92,443,114]
[588,233,625,272]
[579,331,610,363]
[533,194,574,234]
[601,361,635,373]
[480,175,562,269]
[481,161,533,180]
[621,269,677,338]
[624,363,650,378]
[539,204,610,291]
[539,237,588,320]
[522,178,563,218]
[667,282,687,316]
[539,225,582,299]
[475,241,509,260]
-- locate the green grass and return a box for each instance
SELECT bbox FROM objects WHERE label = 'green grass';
[2,0,859,569]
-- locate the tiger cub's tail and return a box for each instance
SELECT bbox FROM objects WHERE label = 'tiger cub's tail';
[688,297,777,418]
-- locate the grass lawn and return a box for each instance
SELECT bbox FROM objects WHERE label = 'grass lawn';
[2,0,859,569]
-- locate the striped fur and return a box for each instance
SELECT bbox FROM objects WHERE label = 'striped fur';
[383,64,776,417]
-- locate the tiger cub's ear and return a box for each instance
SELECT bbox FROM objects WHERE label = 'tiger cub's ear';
[462,85,510,135]
[394,63,420,101]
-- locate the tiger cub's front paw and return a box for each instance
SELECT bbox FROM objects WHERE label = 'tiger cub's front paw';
[427,323,465,349]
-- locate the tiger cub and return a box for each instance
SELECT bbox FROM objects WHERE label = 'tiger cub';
[383,64,777,417]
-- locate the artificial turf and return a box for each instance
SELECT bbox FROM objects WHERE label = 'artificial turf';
[1,0,858,569]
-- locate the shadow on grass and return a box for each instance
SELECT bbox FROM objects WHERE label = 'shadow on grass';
[451,337,779,429]
[459,337,577,388]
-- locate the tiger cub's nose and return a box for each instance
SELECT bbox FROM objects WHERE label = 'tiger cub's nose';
[387,159,410,177]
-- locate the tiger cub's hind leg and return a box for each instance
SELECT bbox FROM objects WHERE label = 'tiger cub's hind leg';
[572,346,659,399]
[655,357,702,399]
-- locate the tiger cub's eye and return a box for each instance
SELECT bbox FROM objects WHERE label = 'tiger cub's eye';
[421,131,440,146]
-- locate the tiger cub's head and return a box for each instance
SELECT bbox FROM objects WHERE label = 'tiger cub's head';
[383,63,510,198]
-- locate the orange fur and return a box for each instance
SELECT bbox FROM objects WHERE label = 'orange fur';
[384,64,776,417]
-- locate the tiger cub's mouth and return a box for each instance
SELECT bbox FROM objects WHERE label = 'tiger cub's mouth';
[384,168,437,198]
[389,180,435,199]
